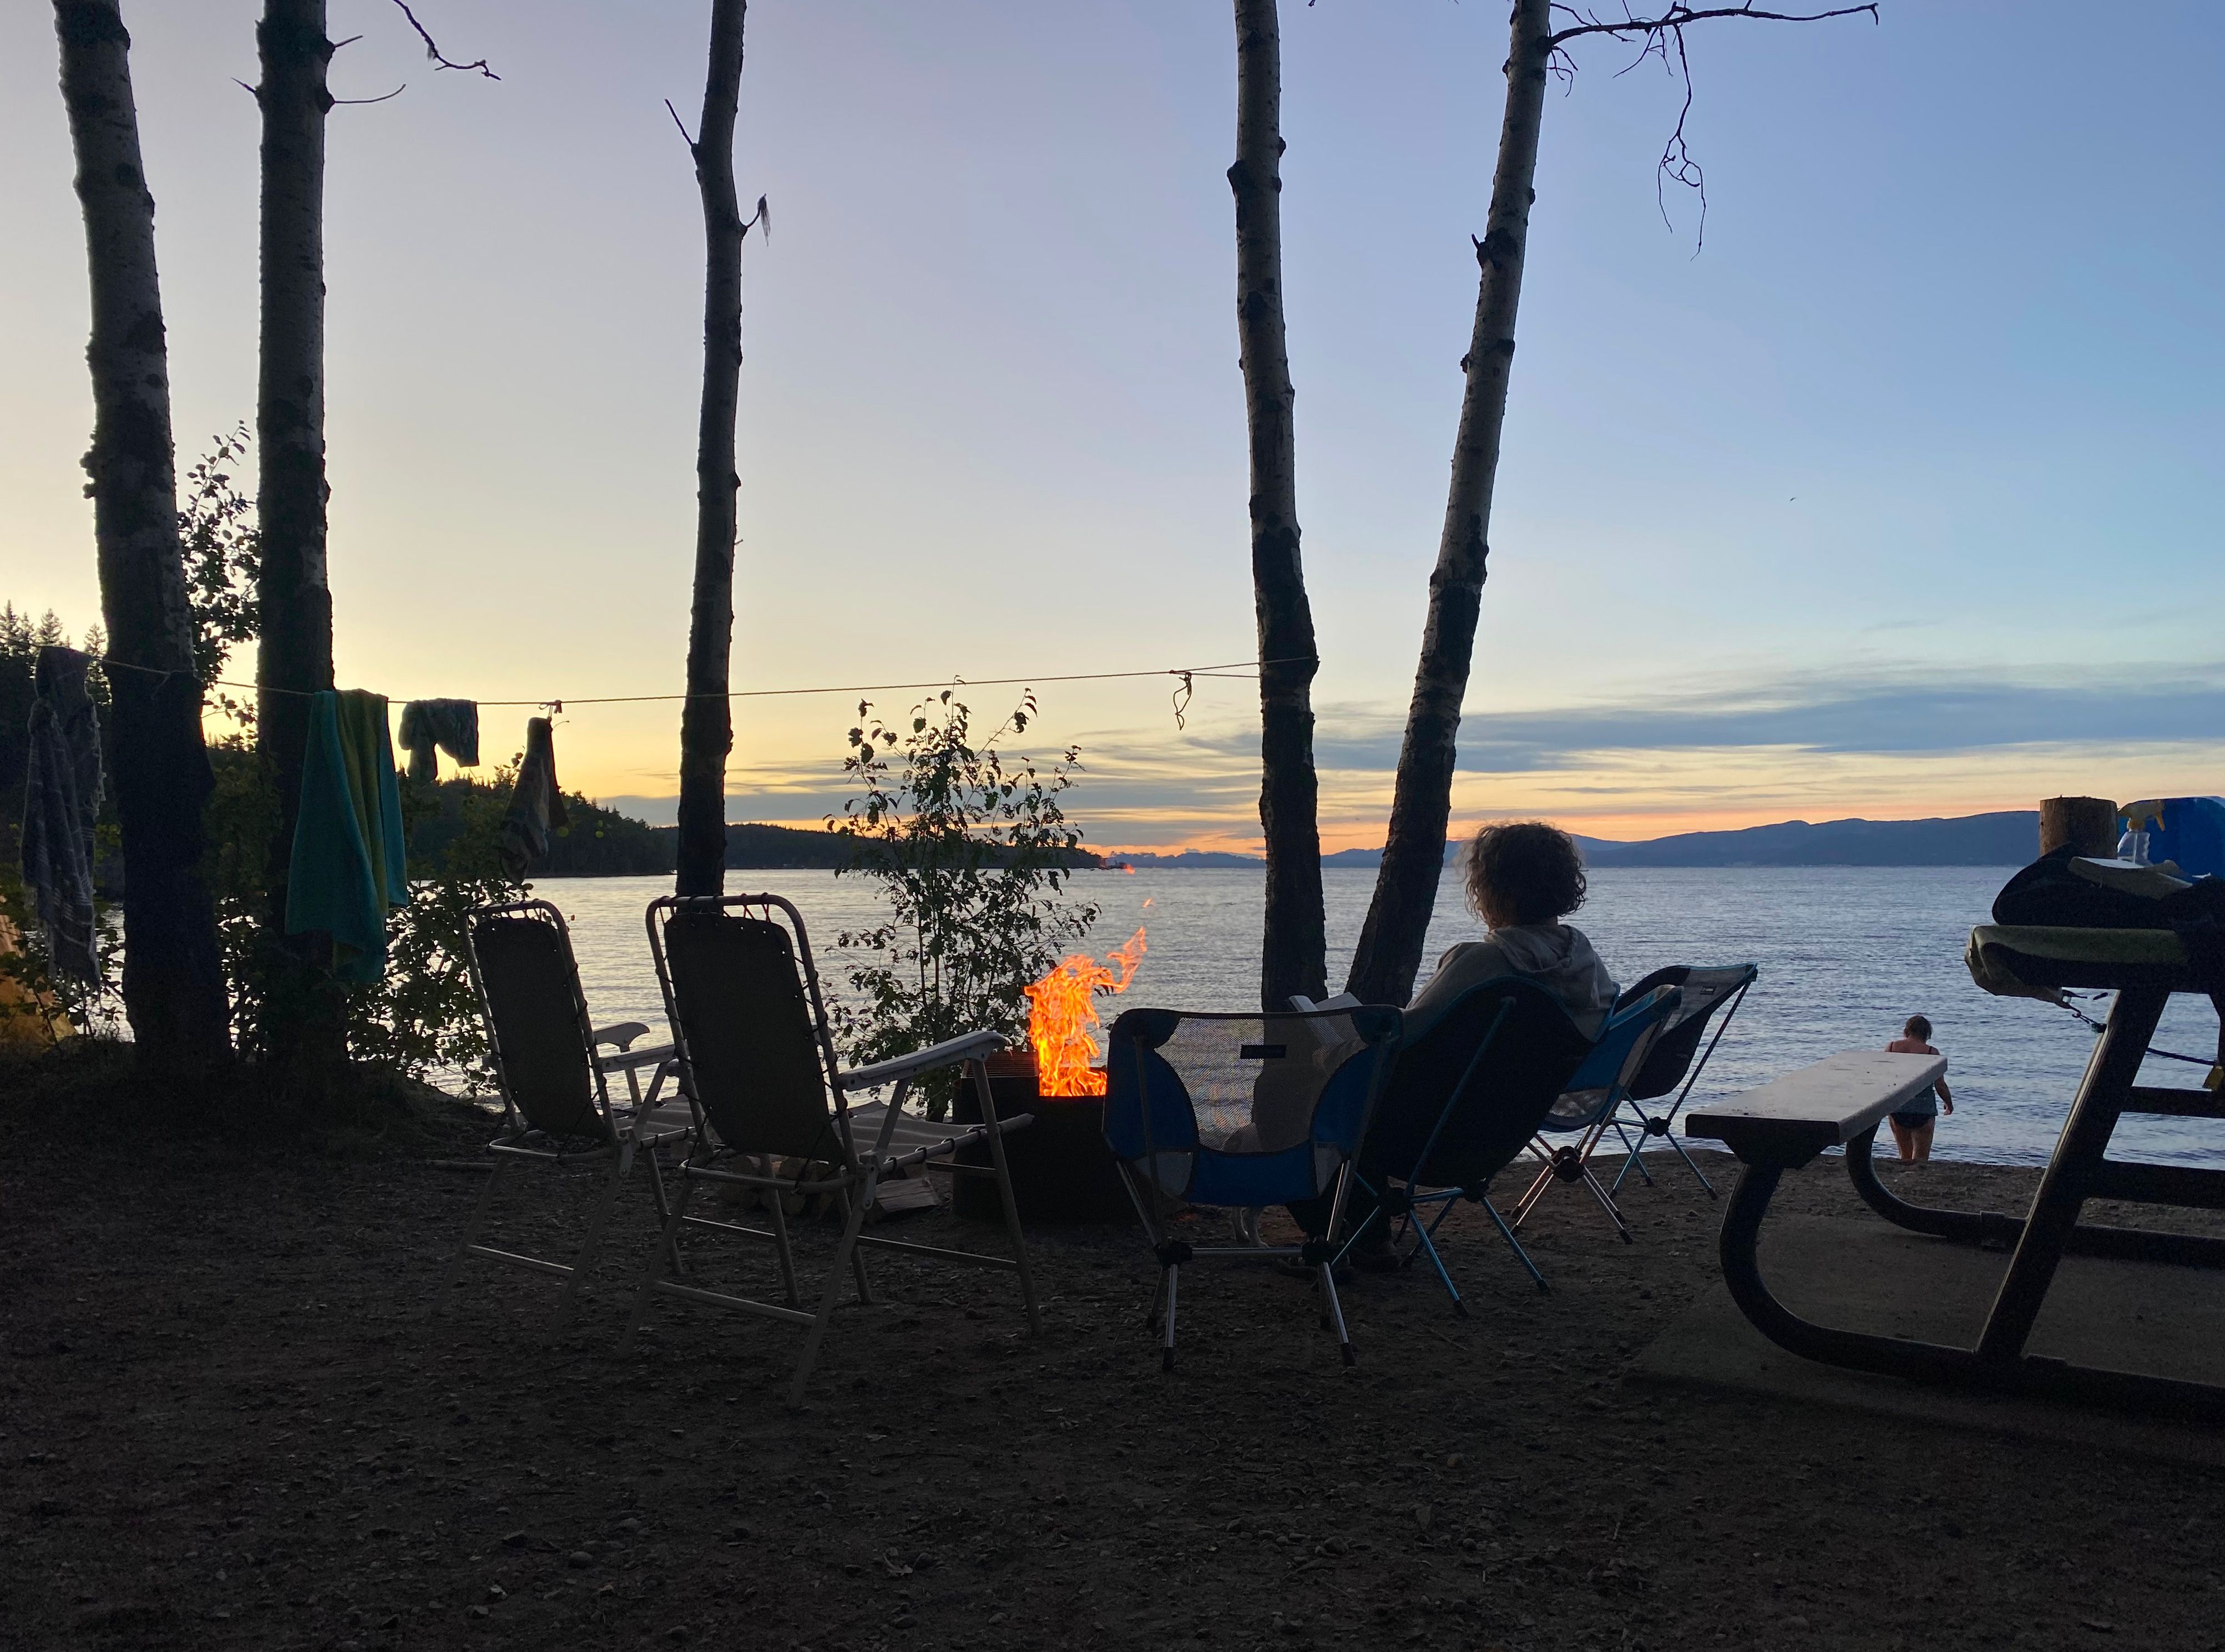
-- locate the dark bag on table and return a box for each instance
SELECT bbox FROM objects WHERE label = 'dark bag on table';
[1991,845,2225,1078]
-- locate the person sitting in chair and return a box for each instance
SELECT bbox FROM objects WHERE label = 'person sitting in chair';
[1285,820,1619,1266]
[1406,820,1619,1042]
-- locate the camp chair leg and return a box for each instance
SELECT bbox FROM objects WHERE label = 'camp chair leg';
[791,1190,874,1407]
[1145,1267,1170,1332]
[1661,1127,1718,1198]
[556,1155,626,1329]
[625,1172,699,1351]
[1329,1173,1388,1268]
[765,1175,802,1309]
[970,1058,1043,1335]
[1609,1116,1658,1196]
[838,1181,877,1306]
[1609,1129,1647,1197]
[641,1143,689,1275]
[1318,1263,1356,1366]
[1576,1163,1634,1243]
[1160,1264,1179,1372]
[432,1157,510,1317]
[1508,1153,1558,1230]
[1478,1194,1550,1293]
[1405,1210,1467,1317]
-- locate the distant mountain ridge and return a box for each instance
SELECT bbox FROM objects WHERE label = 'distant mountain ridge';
[1571,811,2036,868]
[1111,811,2042,870]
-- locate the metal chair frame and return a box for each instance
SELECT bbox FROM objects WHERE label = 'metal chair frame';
[1506,986,1682,1242]
[625,893,1041,1405]
[1604,965,1757,1200]
[438,899,687,1326]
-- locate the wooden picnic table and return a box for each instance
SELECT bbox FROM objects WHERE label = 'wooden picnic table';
[1682,926,2225,1420]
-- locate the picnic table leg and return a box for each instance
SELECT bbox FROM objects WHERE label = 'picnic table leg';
[1975,986,2166,1364]
[1718,1157,1983,1385]
[1847,1107,2225,1266]
[1845,1126,2020,1246]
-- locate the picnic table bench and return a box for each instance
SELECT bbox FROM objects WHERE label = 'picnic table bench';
[1686,934,2225,1421]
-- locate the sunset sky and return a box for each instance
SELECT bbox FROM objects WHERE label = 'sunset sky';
[4,1,2222,851]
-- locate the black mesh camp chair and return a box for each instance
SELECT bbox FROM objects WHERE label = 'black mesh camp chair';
[627,894,1041,1404]
[436,900,689,1325]
[1341,979,1595,1308]
[1604,963,1758,1199]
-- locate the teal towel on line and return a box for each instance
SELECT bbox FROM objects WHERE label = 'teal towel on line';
[285,690,409,983]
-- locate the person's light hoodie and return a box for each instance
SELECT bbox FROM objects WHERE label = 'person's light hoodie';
[1404,922,1619,1040]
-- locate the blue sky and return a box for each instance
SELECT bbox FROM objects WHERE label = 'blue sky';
[4,1,2221,847]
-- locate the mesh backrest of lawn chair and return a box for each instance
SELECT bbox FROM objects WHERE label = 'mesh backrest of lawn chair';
[660,904,843,1163]
[1367,979,1593,1188]
[1614,964,1757,1102]
[1103,1005,1401,1206]
[468,908,606,1139]
[1539,984,1681,1132]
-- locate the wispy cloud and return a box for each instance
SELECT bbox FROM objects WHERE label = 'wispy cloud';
[1252,663,2225,774]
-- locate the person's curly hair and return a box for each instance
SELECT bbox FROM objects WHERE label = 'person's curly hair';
[1463,821,1587,927]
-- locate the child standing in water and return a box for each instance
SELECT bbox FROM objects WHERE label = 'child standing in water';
[1885,1014,1954,1163]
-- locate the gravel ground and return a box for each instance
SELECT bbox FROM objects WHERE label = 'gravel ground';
[4,1057,2223,1652]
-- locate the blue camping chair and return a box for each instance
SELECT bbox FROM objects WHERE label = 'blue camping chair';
[1332,978,1595,1309]
[1602,963,1758,1200]
[1506,985,1682,1242]
[1103,1003,1403,1371]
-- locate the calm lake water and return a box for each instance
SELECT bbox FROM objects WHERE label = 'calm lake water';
[534,865,2225,1170]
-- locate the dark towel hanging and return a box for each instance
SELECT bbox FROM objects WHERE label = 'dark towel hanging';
[499,717,568,878]
[397,698,481,783]
[18,646,103,982]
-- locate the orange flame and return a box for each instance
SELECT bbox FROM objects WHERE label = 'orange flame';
[1025,927,1147,1097]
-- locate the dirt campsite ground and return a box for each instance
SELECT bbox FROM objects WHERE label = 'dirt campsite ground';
[4,1055,2223,1652]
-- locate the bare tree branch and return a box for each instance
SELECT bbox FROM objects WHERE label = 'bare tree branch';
[1544,1,1879,252]
[387,0,499,80]
[1548,2,1878,45]
[664,97,698,153]
[334,84,406,105]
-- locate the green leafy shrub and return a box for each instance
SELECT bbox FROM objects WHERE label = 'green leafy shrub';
[827,690,1098,1117]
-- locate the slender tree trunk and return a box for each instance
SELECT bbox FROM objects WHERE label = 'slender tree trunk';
[253,0,340,1069]
[1345,0,1551,1006]
[53,0,232,1072]
[675,0,747,899]
[1231,0,1325,1013]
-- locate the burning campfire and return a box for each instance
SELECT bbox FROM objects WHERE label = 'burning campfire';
[1025,927,1147,1096]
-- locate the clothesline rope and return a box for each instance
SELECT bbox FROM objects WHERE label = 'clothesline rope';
[84,653,1311,713]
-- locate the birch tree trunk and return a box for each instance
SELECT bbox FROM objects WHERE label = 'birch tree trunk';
[53,0,232,1072]
[1344,0,1551,1006]
[1231,0,1325,1012]
[675,0,747,899]
[253,0,341,1070]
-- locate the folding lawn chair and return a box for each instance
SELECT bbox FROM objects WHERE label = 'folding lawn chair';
[1505,985,1681,1243]
[437,899,690,1325]
[1101,1002,1402,1370]
[626,894,1041,1405]
[1335,978,1595,1307]
[1603,963,1757,1200]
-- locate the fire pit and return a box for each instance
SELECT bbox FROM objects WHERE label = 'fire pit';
[952,929,1146,1225]
[952,1050,1130,1224]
